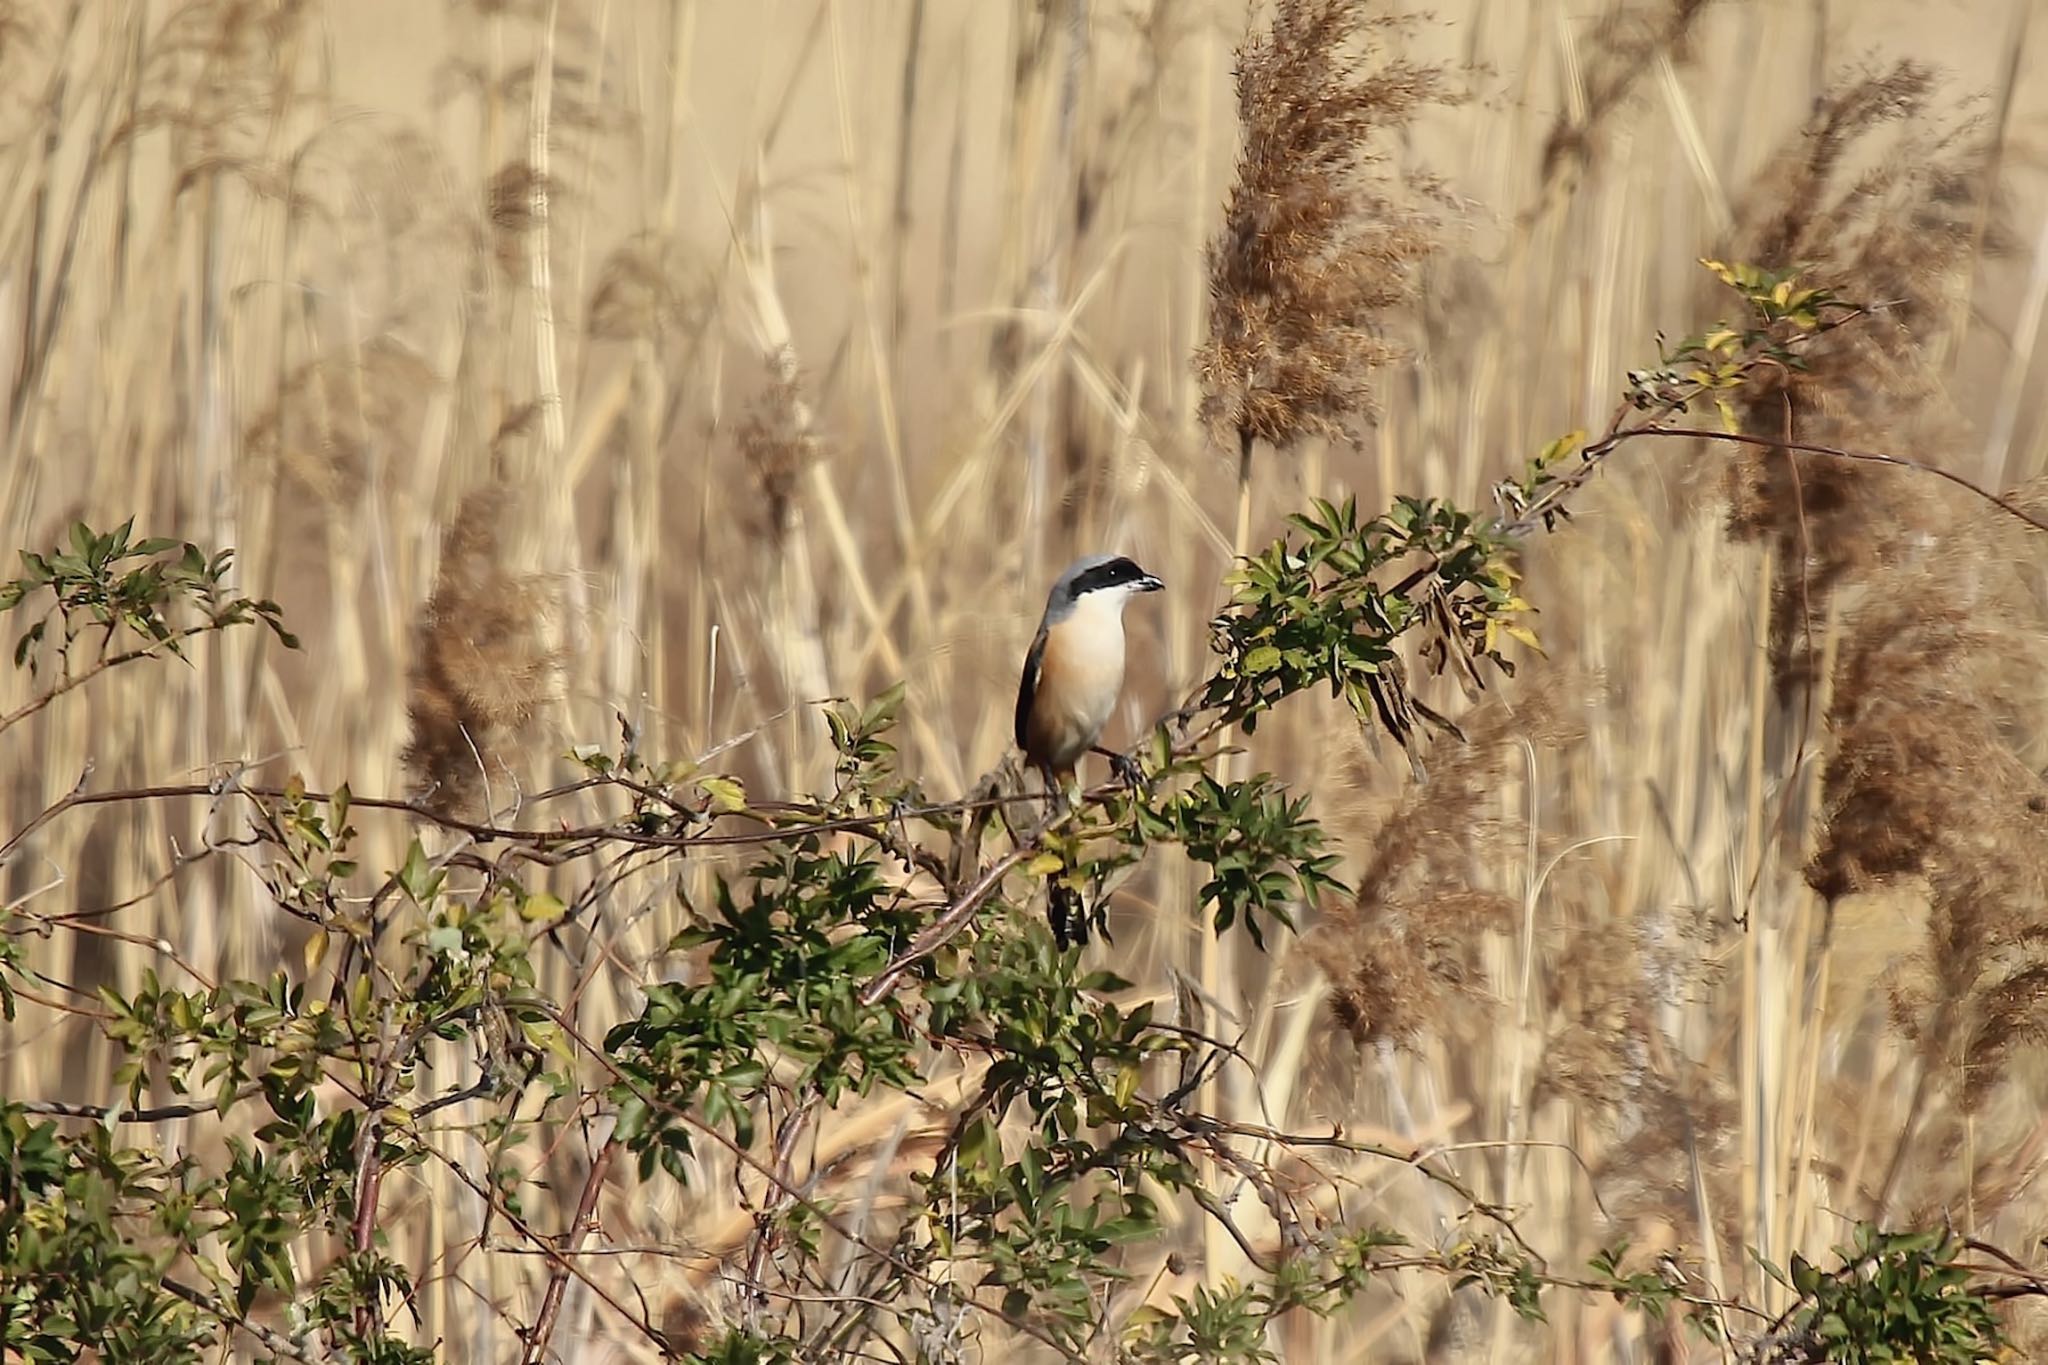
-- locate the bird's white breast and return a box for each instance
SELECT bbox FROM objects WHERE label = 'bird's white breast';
[1038,592,1128,748]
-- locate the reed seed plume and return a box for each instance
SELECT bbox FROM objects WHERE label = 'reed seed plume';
[1195,0,1457,456]
[736,361,823,545]
[1540,0,1713,187]
[1704,63,2048,1119]
[1721,61,1997,694]
[400,482,559,817]
[1594,1066,1742,1252]
[1314,688,1581,1047]
[129,0,314,178]
[487,159,548,278]
[244,338,440,507]
[1808,540,2048,1113]
[587,231,705,343]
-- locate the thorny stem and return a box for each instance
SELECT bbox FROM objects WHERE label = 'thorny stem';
[521,1133,618,1365]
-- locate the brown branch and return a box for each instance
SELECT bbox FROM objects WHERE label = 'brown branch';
[349,1116,386,1339]
[859,846,1033,1007]
[20,1091,257,1122]
[0,626,219,737]
[520,1134,618,1365]
[6,979,115,1020]
[427,1144,669,1357]
[0,775,1027,869]
[530,1001,1094,1365]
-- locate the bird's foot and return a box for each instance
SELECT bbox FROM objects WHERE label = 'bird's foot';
[1092,746,1145,792]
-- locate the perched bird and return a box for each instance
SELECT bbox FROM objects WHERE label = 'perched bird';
[1013,553,1163,949]
[1015,553,1165,791]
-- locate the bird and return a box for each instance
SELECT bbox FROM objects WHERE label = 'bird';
[1014,553,1165,794]
[1013,553,1163,950]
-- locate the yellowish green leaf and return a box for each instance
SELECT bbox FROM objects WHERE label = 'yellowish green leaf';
[698,774,747,813]
[1024,851,1066,878]
[1114,1062,1141,1109]
[519,891,566,923]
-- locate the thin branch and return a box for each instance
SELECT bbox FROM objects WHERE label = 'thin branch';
[530,1001,1094,1365]
[160,1277,317,1364]
[0,625,220,737]
[1635,424,2048,535]
[520,1133,617,1365]
[19,1089,257,1122]
[427,1144,669,1356]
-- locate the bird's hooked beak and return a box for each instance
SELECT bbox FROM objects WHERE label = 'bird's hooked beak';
[1136,573,1165,593]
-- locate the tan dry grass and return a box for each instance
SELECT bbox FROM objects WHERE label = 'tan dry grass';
[1,1,2047,1361]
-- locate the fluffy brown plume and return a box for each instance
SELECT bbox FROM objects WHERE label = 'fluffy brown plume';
[1807,511,2048,1113]
[1195,0,1455,455]
[400,483,558,817]
[1313,689,1582,1047]
[735,362,822,545]
[1720,60,1996,694]
[243,338,441,506]
[1716,65,2048,1115]
[587,231,705,343]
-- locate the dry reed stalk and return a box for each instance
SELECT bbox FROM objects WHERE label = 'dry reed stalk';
[1739,543,1774,1308]
[823,3,949,787]
[1782,605,1842,1265]
[1537,0,1712,201]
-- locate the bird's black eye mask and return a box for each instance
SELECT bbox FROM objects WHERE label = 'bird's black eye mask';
[1069,557,1148,596]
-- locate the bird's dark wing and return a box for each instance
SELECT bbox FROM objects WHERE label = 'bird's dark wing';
[1014,626,1047,753]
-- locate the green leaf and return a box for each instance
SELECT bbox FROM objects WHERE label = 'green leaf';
[698,775,747,813]
[397,839,443,904]
[1242,643,1282,674]
[519,891,567,923]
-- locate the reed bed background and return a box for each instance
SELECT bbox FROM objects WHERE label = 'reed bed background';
[3,0,2048,1359]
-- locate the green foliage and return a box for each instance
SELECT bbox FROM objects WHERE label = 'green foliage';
[1139,772,1341,948]
[0,518,297,685]
[606,838,925,1171]
[1758,1228,2008,1365]
[1202,491,1534,748]
[683,1329,806,1364]
[1627,259,1847,430]
[1587,1241,1703,1331]
[0,1110,213,1363]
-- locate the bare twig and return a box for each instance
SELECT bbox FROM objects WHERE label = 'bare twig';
[520,1133,618,1365]
[1634,425,2048,535]
[161,1277,317,1364]
[0,625,223,737]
